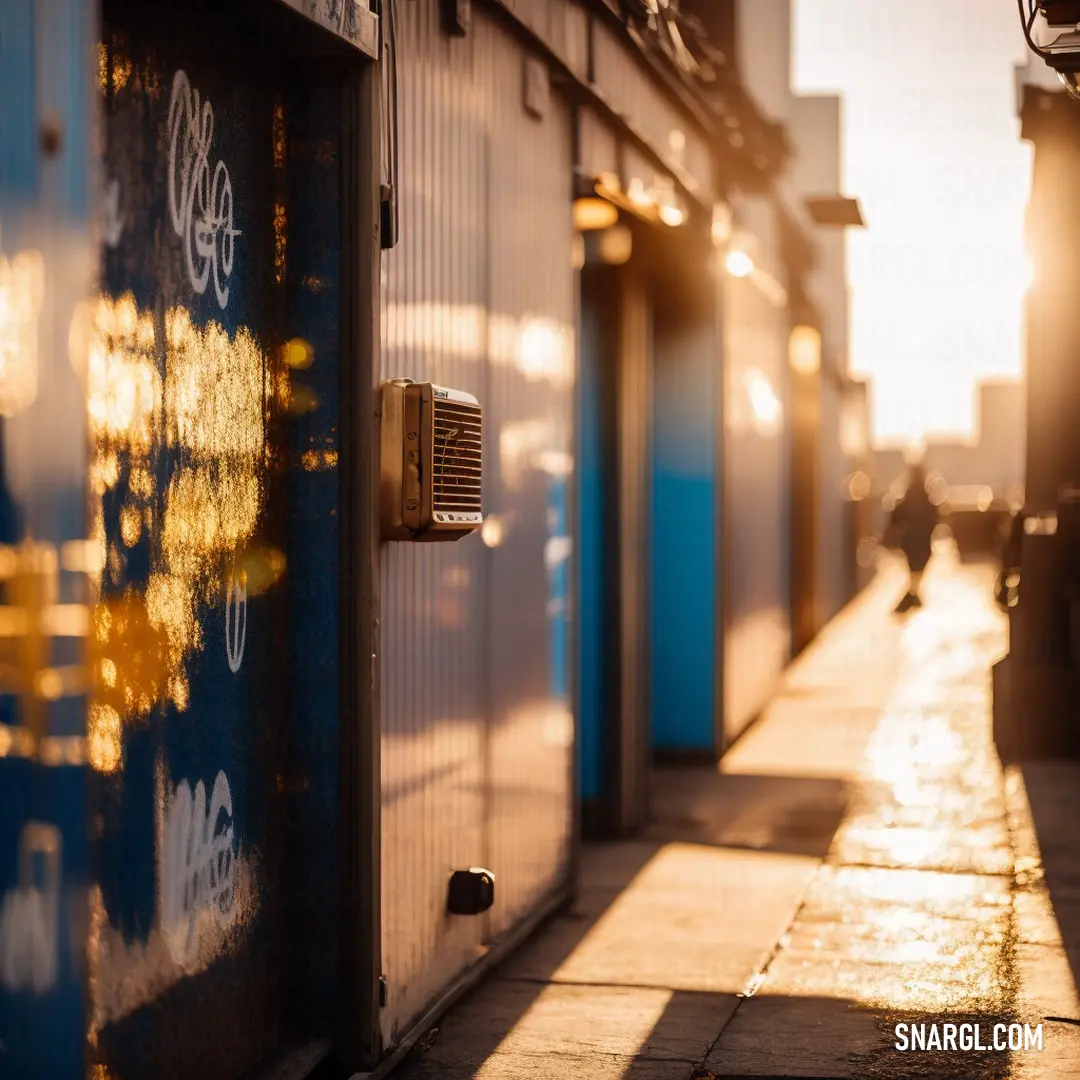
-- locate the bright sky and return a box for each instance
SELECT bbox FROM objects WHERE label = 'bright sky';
[792,0,1032,447]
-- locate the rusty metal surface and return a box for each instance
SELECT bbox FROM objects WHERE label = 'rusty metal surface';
[379,0,575,1047]
[88,23,285,1080]
[74,5,350,1074]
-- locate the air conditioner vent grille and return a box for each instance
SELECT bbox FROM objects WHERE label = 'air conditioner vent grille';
[431,397,483,514]
[380,379,483,542]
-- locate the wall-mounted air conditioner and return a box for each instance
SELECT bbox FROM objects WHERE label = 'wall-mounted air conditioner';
[379,379,483,542]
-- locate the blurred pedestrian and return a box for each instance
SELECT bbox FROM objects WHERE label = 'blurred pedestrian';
[890,464,938,612]
[994,505,1028,612]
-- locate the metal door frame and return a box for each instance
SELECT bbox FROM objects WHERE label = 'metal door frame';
[338,50,384,1076]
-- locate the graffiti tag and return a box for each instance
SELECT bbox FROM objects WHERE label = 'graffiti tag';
[160,770,238,966]
[0,823,62,995]
[167,69,241,309]
[225,567,247,674]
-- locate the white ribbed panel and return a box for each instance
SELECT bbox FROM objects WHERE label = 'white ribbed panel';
[379,1,574,1047]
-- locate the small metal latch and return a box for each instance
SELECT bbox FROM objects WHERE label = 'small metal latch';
[447,867,495,916]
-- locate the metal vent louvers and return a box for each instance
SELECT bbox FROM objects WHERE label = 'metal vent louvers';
[431,393,482,521]
[380,379,484,542]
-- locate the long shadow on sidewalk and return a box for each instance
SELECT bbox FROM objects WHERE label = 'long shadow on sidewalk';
[646,769,851,860]
[395,765,853,1079]
[394,566,916,1078]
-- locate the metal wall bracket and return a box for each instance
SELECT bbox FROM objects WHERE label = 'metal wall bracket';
[524,57,550,119]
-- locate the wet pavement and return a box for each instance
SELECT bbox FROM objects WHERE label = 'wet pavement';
[389,549,1080,1080]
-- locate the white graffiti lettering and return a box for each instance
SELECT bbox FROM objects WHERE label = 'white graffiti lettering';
[225,567,247,674]
[0,822,62,995]
[167,69,241,309]
[160,770,238,966]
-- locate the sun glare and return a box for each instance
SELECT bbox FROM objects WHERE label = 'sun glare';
[793,0,1031,447]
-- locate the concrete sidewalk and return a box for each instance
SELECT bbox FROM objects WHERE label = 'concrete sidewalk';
[394,550,1080,1080]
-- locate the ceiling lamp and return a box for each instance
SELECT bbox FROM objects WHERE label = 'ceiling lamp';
[573,197,619,232]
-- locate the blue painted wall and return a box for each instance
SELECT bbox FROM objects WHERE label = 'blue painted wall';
[0,3,95,1077]
[650,319,718,753]
[282,74,342,1031]
[92,32,286,1078]
[548,474,570,702]
[87,17,344,1077]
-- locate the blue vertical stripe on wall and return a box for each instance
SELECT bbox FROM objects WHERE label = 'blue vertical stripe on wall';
[548,474,569,701]
[576,302,604,802]
[650,329,717,752]
[284,75,341,1024]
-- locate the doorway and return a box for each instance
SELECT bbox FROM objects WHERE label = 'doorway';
[577,257,652,837]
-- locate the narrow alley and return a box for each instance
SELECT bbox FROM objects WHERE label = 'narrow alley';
[5,3,1078,1078]
[394,548,1080,1080]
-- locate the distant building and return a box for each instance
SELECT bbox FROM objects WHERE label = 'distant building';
[922,379,1025,498]
[869,379,1025,497]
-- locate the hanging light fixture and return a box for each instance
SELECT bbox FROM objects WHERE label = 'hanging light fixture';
[573,197,619,232]
[1017,2,1080,99]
